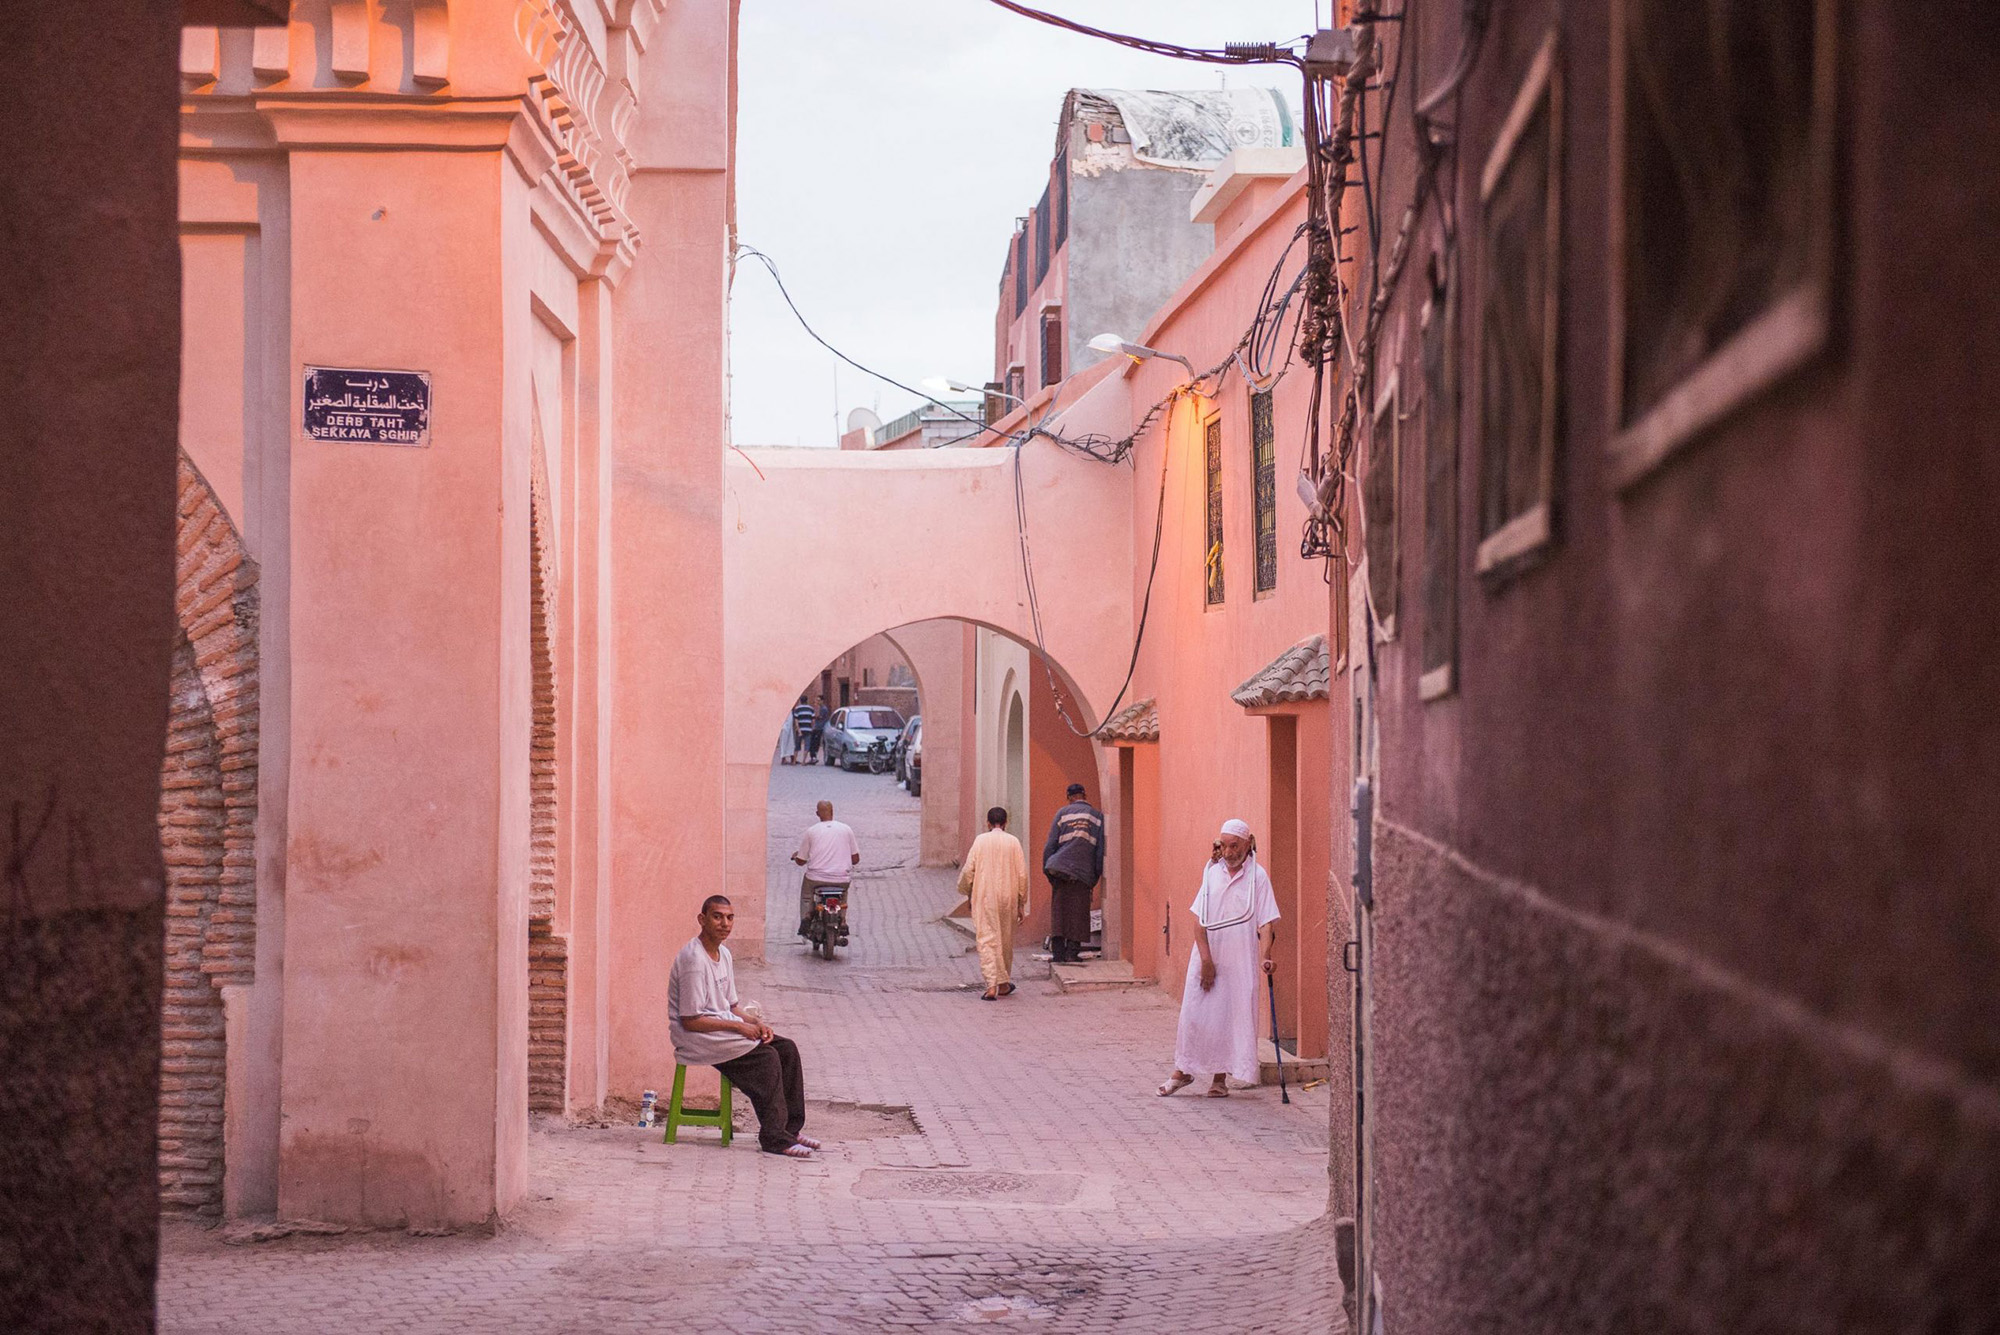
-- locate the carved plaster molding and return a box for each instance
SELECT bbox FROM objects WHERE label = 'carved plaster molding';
[180,1,653,282]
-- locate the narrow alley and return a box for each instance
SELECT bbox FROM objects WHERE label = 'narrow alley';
[158,766,1340,1333]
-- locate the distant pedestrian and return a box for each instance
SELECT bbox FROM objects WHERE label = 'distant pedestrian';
[788,696,816,765]
[791,799,859,938]
[1041,782,1104,963]
[1158,819,1279,1098]
[958,807,1028,1001]
[805,702,827,765]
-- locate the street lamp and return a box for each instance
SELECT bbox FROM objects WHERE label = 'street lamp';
[922,376,1023,407]
[1088,332,1196,376]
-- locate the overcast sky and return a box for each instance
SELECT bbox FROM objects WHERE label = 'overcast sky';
[729,0,1322,447]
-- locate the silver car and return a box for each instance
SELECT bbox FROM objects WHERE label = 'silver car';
[822,706,906,772]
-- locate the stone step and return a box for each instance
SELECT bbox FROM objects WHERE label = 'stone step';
[1051,959,1155,993]
[1259,1037,1331,1086]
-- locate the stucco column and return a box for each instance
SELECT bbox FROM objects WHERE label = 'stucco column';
[883,620,974,867]
[276,138,532,1227]
[606,0,736,1098]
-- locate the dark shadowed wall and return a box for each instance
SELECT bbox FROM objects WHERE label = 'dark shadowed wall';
[1352,0,2000,1329]
[0,3,186,1329]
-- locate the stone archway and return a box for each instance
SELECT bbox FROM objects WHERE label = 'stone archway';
[157,453,259,1216]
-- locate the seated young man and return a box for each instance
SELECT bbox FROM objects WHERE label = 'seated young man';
[667,895,818,1159]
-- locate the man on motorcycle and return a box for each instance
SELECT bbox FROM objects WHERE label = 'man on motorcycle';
[792,799,860,939]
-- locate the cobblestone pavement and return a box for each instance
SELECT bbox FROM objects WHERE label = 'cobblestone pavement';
[160,764,1343,1332]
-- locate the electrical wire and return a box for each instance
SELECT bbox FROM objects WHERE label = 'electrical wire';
[979,0,1308,66]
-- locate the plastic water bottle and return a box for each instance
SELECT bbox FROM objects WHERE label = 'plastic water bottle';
[638,1089,657,1127]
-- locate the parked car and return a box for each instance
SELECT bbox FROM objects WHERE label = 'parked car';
[822,706,906,772]
[894,715,922,786]
[905,718,923,797]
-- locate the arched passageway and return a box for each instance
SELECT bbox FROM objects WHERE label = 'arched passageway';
[723,441,1136,951]
[756,620,1104,960]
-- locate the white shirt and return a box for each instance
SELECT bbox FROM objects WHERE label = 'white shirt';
[667,938,757,1066]
[796,819,860,883]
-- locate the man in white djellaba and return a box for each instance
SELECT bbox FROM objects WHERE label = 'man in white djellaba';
[1158,819,1280,1098]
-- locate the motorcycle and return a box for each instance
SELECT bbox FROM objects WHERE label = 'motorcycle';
[805,883,848,959]
[865,737,896,775]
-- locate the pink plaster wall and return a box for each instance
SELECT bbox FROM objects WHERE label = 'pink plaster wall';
[277,146,530,1228]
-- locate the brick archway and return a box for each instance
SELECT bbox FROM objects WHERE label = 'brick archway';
[157,453,258,1216]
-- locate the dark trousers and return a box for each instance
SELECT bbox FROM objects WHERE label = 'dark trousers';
[716,1036,806,1153]
[1049,876,1093,960]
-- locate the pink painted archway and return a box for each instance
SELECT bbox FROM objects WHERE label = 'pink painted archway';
[722,431,1137,950]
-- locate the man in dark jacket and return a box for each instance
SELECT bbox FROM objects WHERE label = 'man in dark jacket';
[1042,782,1105,963]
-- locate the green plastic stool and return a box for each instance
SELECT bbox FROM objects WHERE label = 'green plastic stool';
[662,1064,733,1146]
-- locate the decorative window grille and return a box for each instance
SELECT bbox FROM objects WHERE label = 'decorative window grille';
[1475,33,1561,577]
[1250,389,1277,595]
[1053,155,1068,250]
[1034,187,1052,287]
[1040,310,1063,389]
[1204,415,1225,606]
[1364,373,1400,630]
[1609,0,1835,484]
[1014,226,1029,317]
[1419,264,1458,700]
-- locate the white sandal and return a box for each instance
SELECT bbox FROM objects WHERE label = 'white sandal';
[1157,1072,1194,1097]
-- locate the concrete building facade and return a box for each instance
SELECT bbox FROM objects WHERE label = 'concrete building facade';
[992,88,1295,402]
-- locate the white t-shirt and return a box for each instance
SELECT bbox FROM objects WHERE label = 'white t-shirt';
[796,819,860,883]
[667,938,757,1066]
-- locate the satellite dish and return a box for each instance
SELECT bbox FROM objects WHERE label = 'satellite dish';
[846,407,883,435]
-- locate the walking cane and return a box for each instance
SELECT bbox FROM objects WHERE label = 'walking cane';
[1266,972,1290,1104]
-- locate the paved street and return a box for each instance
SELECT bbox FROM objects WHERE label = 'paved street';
[160,764,1342,1332]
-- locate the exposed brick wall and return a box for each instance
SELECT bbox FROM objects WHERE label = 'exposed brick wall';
[528,923,569,1113]
[529,490,558,923]
[157,454,258,1214]
[527,459,566,1112]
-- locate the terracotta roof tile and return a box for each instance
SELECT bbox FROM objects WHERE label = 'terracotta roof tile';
[1096,696,1159,744]
[1231,634,1331,709]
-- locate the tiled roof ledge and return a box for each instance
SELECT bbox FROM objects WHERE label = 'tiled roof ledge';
[1231,634,1331,710]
